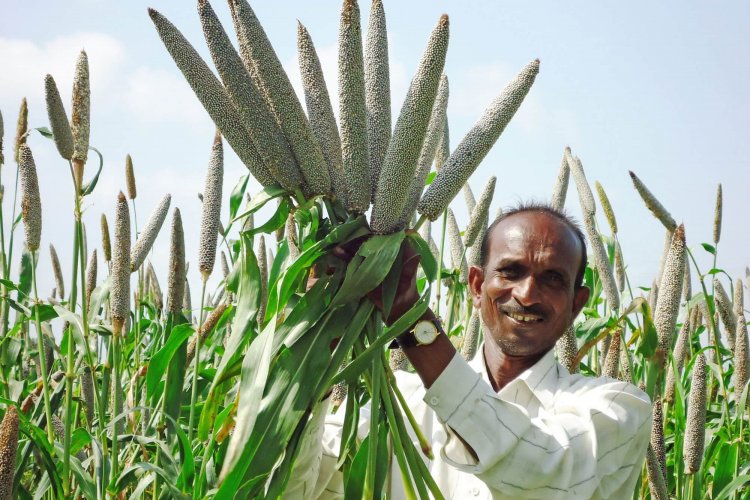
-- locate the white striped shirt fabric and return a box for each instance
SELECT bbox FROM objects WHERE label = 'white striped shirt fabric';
[285,346,652,499]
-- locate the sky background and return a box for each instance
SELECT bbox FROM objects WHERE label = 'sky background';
[1,0,748,315]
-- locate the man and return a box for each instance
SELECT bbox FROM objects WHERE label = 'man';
[287,203,651,499]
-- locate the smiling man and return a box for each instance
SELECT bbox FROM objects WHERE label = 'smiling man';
[287,202,652,499]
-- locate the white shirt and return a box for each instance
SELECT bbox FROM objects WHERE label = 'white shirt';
[286,346,652,499]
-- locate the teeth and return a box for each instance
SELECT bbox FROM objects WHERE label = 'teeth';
[508,312,541,323]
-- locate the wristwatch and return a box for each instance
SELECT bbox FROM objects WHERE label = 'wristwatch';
[397,317,443,348]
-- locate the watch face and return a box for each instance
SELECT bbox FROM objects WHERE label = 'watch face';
[414,320,438,345]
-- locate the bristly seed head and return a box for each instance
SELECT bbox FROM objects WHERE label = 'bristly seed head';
[464,176,496,248]
[18,144,42,252]
[71,50,90,164]
[130,194,171,272]
[85,249,97,310]
[734,315,748,401]
[198,132,224,281]
[595,181,617,234]
[654,224,686,362]
[550,148,570,211]
[683,353,707,474]
[0,405,20,500]
[713,183,722,245]
[101,213,111,262]
[110,191,131,333]
[628,171,676,231]
[14,98,28,164]
[44,74,74,161]
[49,244,65,300]
[167,208,186,316]
[125,154,137,200]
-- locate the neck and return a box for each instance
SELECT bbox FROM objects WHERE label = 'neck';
[482,342,549,392]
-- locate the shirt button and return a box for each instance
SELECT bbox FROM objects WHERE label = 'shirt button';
[429,396,440,405]
[471,487,480,496]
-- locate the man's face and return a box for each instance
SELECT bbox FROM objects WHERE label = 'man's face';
[468,211,590,358]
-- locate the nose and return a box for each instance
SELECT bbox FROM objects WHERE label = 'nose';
[511,275,541,307]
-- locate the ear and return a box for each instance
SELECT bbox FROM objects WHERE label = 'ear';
[468,265,484,309]
[572,285,590,317]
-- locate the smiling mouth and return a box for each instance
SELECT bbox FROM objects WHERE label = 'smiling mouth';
[504,311,544,323]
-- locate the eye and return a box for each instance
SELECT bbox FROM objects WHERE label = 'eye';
[497,266,521,280]
[544,271,566,286]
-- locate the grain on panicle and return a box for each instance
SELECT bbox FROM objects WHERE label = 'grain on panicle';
[49,244,65,299]
[18,144,42,252]
[646,445,669,500]
[183,278,192,317]
[550,149,570,211]
[565,150,596,216]
[628,171,677,231]
[614,240,625,293]
[583,213,620,310]
[0,406,20,500]
[460,309,482,361]
[734,315,748,400]
[446,209,468,284]
[714,278,737,347]
[733,278,744,317]
[683,353,707,475]
[464,176,496,248]
[147,262,164,311]
[651,399,666,482]
[71,50,90,165]
[713,183,722,245]
[257,235,268,324]
[602,329,621,379]
[85,249,98,309]
[44,74,74,160]
[619,346,633,383]
[338,0,371,213]
[220,251,230,281]
[100,213,111,263]
[665,319,691,404]
[198,132,224,281]
[389,348,409,372]
[14,98,28,164]
[330,380,349,411]
[595,181,617,234]
[682,257,692,303]
[110,192,131,334]
[463,183,476,216]
[370,14,449,233]
[228,0,331,196]
[397,74,450,229]
[81,365,95,424]
[418,59,539,221]
[198,0,302,192]
[130,194,171,272]
[148,8,275,187]
[186,301,229,366]
[297,22,346,203]
[125,154,137,200]
[653,225,686,362]
[166,208,186,316]
[365,0,391,204]
[647,280,659,317]
[435,118,449,171]
[655,229,674,290]
[555,325,578,374]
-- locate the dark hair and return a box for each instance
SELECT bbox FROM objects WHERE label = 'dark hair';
[479,201,588,287]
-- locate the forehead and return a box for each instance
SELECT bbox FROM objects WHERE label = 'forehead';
[487,211,583,271]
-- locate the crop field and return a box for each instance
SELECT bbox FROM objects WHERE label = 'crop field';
[0,0,747,499]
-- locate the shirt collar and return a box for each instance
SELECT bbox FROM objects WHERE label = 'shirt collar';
[469,344,564,408]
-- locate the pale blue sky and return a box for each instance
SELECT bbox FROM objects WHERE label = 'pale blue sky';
[1,1,748,310]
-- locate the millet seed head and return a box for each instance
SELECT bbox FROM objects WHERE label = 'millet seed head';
[257,235,268,324]
[583,213,620,310]
[100,213,111,262]
[148,7,275,187]
[0,405,20,500]
[49,244,65,299]
[85,249,97,310]
[733,278,744,317]
[44,74,74,160]
[18,144,42,252]
[683,353,707,474]
[297,21,347,203]
[446,209,468,284]
[198,133,224,281]
[565,150,596,217]
[125,154,136,200]
[130,193,171,272]
[555,325,578,374]
[714,278,737,347]
[14,98,28,164]
[435,118,450,172]
[167,208,186,316]
[464,176,496,248]
[628,171,677,231]
[365,0,391,204]
[550,148,570,211]
[338,0,371,214]
[654,224,686,358]
[81,366,95,424]
[602,330,621,379]
[665,319,691,404]
[71,50,90,164]
[370,15,449,233]
[651,399,666,482]
[712,183,722,245]
[418,59,539,221]
[110,191,131,332]
[614,241,626,293]
[733,316,748,401]
[460,309,482,362]
[646,444,669,500]
[595,181,617,234]
[463,183,476,216]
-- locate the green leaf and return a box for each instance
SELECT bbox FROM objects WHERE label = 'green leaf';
[701,242,716,255]
[146,323,193,399]
[408,232,437,282]
[35,126,54,138]
[345,434,371,499]
[232,184,288,223]
[0,279,18,291]
[80,146,104,196]
[714,474,750,500]
[246,197,291,237]
[229,174,249,220]
[425,170,437,186]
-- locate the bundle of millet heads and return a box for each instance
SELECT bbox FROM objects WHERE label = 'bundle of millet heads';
[149,0,539,496]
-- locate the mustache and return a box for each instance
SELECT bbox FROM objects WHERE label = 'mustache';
[497,301,547,319]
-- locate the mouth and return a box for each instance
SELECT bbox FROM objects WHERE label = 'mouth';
[503,311,544,324]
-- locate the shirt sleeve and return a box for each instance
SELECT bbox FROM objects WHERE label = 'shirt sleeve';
[424,352,652,499]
